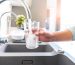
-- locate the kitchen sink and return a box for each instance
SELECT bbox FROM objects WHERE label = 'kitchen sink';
[0,54,74,65]
[3,44,54,52]
[0,43,74,65]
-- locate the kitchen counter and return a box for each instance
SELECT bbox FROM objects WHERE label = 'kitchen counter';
[0,42,74,65]
[49,41,75,63]
[0,41,75,63]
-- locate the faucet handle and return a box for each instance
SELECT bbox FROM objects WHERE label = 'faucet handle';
[0,37,7,43]
[57,49,64,54]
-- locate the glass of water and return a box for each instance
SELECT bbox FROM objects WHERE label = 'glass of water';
[25,21,40,49]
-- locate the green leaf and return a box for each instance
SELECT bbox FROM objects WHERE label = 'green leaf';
[16,15,26,27]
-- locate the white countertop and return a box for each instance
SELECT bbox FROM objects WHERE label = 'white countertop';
[49,41,75,63]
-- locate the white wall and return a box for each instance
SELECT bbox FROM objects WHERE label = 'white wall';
[31,0,47,27]
[10,0,32,7]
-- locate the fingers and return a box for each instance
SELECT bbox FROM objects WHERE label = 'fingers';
[32,28,49,37]
[34,29,45,35]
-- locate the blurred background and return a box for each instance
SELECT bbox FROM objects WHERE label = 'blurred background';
[0,0,75,33]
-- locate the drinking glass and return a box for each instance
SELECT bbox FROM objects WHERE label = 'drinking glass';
[25,21,40,49]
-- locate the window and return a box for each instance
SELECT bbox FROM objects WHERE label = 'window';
[47,0,57,32]
[61,0,75,30]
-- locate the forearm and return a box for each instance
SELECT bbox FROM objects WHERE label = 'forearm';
[49,30,72,41]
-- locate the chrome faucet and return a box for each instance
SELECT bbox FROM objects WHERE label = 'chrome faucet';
[20,0,32,33]
[0,37,7,43]
[0,11,17,43]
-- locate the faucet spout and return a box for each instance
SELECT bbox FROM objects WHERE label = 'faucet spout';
[20,0,32,33]
[0,11,17,40]
[21,0,32,19]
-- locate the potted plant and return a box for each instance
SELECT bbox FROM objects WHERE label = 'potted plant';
[16,15,26,29]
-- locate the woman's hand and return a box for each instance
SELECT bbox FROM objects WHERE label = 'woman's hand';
[32,28,72,42]
[32,28,51,42]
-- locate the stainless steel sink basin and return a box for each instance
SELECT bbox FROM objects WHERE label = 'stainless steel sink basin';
[0,54,74,65]
[0,43,74,65]
[3,44,54,52]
